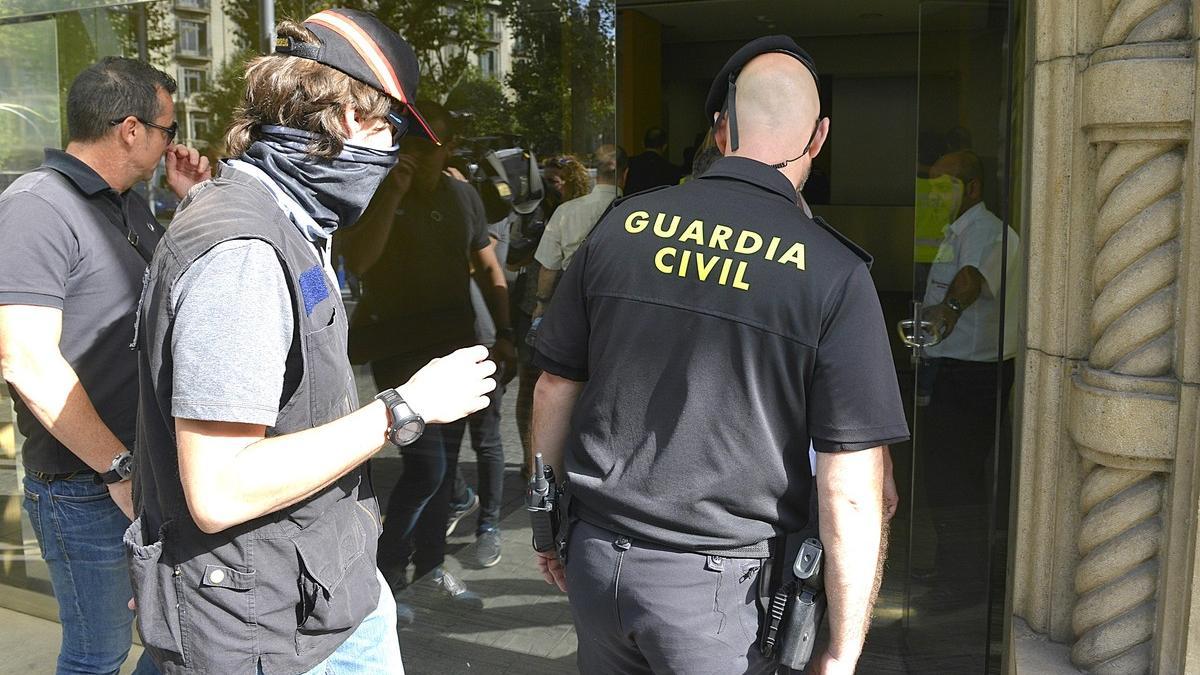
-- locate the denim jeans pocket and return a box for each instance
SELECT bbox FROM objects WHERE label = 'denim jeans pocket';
[21,486,45,558]
[293,510,366,654]
[124,518,186,663]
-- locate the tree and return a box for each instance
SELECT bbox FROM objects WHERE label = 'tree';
[445,73,516,138]
[375,0,492,103]
[500,0,614,157]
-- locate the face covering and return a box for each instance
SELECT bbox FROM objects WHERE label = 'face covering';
[239,125,398,235]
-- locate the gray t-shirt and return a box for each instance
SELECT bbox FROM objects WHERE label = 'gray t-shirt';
[170,238,293,426]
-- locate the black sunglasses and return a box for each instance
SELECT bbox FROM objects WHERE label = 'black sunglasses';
[385,108,411,138]
[110,116,178,143]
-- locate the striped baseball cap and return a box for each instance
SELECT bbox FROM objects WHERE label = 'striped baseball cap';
[275,8,441,145]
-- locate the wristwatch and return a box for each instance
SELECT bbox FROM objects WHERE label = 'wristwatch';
[94,450,133,485]
[375,388,425,447]
[944,297,965,315]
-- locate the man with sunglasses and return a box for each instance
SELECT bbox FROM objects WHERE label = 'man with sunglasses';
[531,36,907,674]
[0,57,208,674]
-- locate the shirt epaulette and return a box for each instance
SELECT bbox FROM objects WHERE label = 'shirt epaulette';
[813,215,873,269]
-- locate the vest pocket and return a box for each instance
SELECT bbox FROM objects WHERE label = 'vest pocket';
[293,509,367,654]
[303,307,353,425]
[124,518,187,665]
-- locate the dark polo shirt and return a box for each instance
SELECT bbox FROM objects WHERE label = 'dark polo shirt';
[535,156,909,555]
[0,149,161,473]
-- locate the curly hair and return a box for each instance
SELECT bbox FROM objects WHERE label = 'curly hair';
[552,155,591,201]
[223,20,393,159]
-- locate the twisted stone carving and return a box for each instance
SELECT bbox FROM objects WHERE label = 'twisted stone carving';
[1090,142,1182,377]
[1072,66,1184,669]
[1072,464,1163,672]
[1101,0,1189,46]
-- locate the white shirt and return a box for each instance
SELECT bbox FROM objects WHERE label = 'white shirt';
[924,202,1021,361]
[534,183,619,271]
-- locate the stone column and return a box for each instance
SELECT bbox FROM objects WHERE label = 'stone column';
[1015,1,1198,673]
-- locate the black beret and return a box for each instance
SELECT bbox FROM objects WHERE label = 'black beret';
[704,35,819,126]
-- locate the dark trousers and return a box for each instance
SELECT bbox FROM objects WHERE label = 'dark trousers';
[377,418,467,584]
[565,519,774,675]
[371,355,467,585]
[921,358,1015,583]
[451,383,505,533]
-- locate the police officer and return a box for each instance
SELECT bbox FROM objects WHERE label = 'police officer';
[531,36,909,674]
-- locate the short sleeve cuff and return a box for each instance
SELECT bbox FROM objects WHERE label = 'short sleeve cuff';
[533,349,587,382]
[812,430,911,453]
[171,399,281,426]
[0,290,65,309]
[534,251,563,271]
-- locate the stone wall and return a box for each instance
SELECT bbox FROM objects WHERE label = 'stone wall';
[1014,1,1200,672]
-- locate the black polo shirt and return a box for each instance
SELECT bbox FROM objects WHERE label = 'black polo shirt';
[0,149,160,473]
[535,156,909,554]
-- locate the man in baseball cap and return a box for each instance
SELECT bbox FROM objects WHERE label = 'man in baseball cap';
[129,9,496,673]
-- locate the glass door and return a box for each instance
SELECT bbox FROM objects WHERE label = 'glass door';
[892,1,1017,672]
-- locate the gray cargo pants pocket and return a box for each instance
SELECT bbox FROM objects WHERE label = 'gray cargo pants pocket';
[124,517,186,664]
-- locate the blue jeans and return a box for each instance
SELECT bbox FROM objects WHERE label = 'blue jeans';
[22,473,158,675]
[261,569,404,675]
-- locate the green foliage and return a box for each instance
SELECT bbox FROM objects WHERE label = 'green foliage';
[194,48,255,154]
[445,72,515,138]
[500,0,614,157]
[375,0,492,103]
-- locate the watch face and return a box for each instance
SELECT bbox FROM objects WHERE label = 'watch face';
[115,453,134,478]
[394,419,424,446]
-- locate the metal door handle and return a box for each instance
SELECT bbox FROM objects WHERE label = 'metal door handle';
[897,318,945,348]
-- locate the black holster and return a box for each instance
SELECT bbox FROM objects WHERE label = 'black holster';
[759,535,826,672]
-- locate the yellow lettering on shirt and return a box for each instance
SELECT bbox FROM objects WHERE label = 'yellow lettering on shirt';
[626,212,805,293]
[733,261,751,290]
[655,246,676,274]
[778,242,806,270]
[626,210,650,233]
[709,224,733,250]
[679,219,706,245]
[765,236,781,261]
[696,252,721,281]
[654,214,681,238]
[735,230,763,255]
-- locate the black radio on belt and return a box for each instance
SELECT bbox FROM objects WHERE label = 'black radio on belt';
[526,453,562,555]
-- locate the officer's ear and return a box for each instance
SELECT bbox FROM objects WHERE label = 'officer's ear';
[806,117,831,161]
[713,113,730,155]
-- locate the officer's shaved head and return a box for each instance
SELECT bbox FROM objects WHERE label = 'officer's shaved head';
[716,52,828,189]
[734,53,819,143]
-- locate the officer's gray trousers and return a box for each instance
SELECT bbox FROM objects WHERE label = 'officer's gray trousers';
[566,519,775,674]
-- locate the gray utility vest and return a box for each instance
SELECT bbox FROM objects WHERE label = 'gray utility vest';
[127,169,382,674]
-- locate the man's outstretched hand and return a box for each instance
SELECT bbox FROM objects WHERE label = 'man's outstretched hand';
[399,345,496,424]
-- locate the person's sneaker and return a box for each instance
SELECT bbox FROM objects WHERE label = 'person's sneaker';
[476,528,502,568]
[430,568,484,610]
[446,489,479,537]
